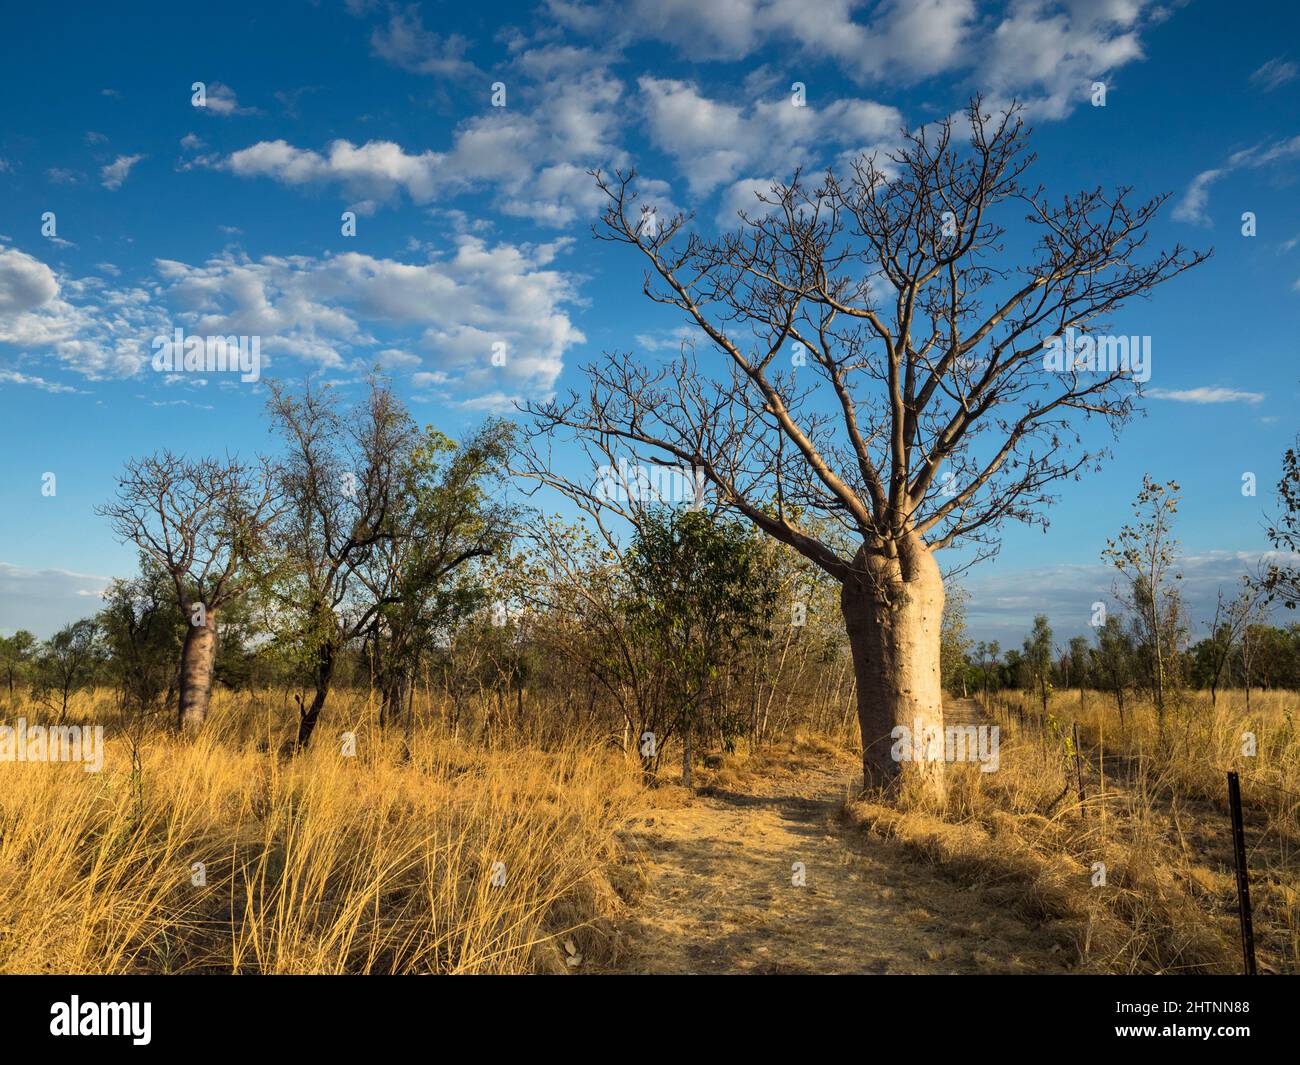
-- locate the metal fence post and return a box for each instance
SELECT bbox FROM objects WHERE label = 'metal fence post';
[1226,771,1257,976]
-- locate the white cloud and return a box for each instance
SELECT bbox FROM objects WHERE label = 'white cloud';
[1147,387,1266,404]
[370,7,480,78]
[634,325,696,352]
[1171,167,1225,226]
[0,248,59,313]
[216,61,636,225]
[153,239,584,401]
[0,368,81,393]
[223,138,440,202]
[979,0,1147,119]
[0,248,166,378]
[1174,135,1300,225]
[101,153,144,190]
[200,82,254,116]
[1251,57,1298,92]
[551,0,1158,117]
[639,76,901,195]
[551,0,974,83]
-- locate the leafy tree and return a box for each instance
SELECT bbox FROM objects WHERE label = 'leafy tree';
[261,375,415,748]
[1093,614,1133,725]
[359,420,513,727]
[31,618,101,722]
[96,559,184,718]
[1067,634,1091,710]
[1258,437,1300,608]
[0,629,37,701]
[1197,582,1266,706]
[940,585,972,695]
[97,451,281,730]
[1022,614,1053,717]
[624,508,775,787]
[973,639,1001,697]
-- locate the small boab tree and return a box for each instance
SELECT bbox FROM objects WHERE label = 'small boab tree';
[99,452,281,730]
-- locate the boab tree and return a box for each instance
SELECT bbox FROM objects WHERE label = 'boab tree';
[525,100,1206,793]
[98,452,281,730]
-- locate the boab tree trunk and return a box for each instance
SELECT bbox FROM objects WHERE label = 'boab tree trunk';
[178,610,218,731]
[841,537,945,793]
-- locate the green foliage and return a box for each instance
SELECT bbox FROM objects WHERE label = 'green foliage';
[1022,614,1054,712]
[96,558,185,715]
[624,508,776,736]
[0,629,37,699]
[31,618,101,720]
[940,585,972,692]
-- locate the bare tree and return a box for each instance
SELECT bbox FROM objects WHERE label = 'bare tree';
[522,99,1206,792]
[98,452,280,730]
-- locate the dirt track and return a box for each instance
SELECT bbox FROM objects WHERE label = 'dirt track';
[613,704,1072,975]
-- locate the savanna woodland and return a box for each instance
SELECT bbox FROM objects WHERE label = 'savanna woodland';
[3,2,1299,990]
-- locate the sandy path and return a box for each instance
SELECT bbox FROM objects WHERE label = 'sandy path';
[613,704,1070,975]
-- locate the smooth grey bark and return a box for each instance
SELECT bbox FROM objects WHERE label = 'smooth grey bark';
[840,537,945,794]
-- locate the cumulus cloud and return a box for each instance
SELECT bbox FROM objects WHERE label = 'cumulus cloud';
[0,248,59,313]
[978,0,1148,118]
[550,0,1159,117]
[153,239,584,402]
[199,82,255,116]
[213,61,638,225]
[639,76,901,195]
[101,153,144,190]
[224,138,441,203]
[0,247,169,379]
[551,0,973,83]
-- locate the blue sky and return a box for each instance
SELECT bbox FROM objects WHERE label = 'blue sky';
[1,0,1298,644]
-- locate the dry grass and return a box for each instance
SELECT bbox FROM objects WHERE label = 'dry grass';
[846,688,1300,974]
[0,688,649,974]
[8,680,1293,975]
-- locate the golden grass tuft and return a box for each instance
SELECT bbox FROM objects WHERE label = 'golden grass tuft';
[0,689,648,974]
